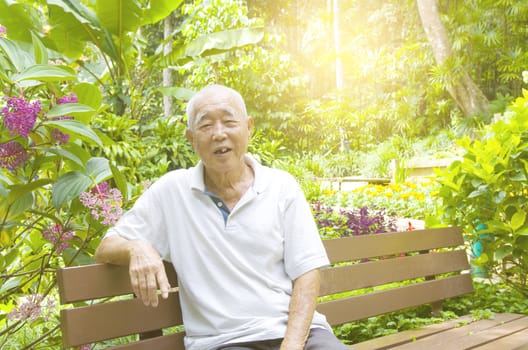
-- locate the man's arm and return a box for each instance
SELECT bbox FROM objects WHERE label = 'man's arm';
[95,235,170,307]
[281,269,320,350]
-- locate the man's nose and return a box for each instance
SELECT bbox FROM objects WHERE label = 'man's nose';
[211,122,227,138]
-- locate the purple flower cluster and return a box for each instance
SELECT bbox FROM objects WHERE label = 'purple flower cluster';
[0,141,30,171]
[51,128,70,144]
[312,202,397,238]
[80,182,123,226]
[2,95,41,137]
[42,223,75,254]
[7,294,55,322]
[49,93,77,144]
[0,24,6,38]
[57,92,78,104]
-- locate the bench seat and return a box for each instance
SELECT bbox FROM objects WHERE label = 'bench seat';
[57,227,528,349]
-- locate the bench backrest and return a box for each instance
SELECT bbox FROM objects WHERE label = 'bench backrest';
[57,227,473,349]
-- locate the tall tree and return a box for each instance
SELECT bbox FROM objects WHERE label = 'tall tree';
[417,0,489,118]
[163,14,175,117]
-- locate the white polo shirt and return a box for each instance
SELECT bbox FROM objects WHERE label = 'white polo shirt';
[105,155,331,350]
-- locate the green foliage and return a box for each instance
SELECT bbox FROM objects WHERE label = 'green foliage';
[334,281,527,345]
[436,91,528,297]
[0,33,125,348]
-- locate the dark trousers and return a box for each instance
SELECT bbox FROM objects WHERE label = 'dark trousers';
[216,328,350,350]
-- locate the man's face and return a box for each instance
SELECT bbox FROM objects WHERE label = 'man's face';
[185,88,253,173]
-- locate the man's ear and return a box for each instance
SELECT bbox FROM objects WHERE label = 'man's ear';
[185,128,193,145]
[247,116,254,136]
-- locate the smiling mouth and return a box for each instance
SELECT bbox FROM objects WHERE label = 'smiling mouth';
[214,147,231,154]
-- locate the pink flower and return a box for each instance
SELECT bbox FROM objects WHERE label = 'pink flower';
[0,24,6,38]
[7,294,55,322]
[42,223,75,254]
[2,95,41,137]
[0,141,29,170]
[80,182,123,226]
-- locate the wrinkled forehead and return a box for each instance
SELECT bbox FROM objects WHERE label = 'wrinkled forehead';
[195,105,239,125]
[189,87,247,126]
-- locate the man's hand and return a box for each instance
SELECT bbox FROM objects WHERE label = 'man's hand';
[128,240,170,307]
[95,236,171,307]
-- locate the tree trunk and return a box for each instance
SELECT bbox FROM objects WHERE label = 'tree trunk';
[163,15,175,117]
[333,0,343,92]
[417,0,489,118]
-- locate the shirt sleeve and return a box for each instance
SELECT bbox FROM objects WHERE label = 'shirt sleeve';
[282,175,330,280]
[104,180,170,261]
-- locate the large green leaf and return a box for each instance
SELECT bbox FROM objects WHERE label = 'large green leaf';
[511,210,526,231]
[96,0,143,35]
[85,157,112,183]
[12,64,76,82]
[73,82,103,110]
[7,179,53,204]
[43,119,103,147]
[160,27,265,67]
[46,103,96,123]
[31,31,48,65]
[141,0,184,25]
[0,37,34,72]
[47,0,102,58]
[157,86,195,100]
[6,192,33,220]
[0,1,38,42]
[111,163,128,203]
[52,171,92,209]
[41,147,84,167]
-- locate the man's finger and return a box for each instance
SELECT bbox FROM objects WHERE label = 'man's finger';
[156,270,170,300]
[146,273,159,307]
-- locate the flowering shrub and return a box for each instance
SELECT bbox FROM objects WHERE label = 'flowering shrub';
[320,180,441,220]
[2,95,41,137]
[42,223,75,254]
[7,294,55,323]
[312,202,397,239]
[0,29,125,349]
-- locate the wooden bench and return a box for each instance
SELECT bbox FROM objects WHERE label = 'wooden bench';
[57,227,528,349]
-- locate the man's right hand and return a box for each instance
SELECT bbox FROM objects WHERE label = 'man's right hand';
[128,240,170,307]
[95,236,171,307]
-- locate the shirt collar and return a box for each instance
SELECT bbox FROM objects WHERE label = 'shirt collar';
[189,154,269,194]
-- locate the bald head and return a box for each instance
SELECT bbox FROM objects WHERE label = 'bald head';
[186,85,248,130]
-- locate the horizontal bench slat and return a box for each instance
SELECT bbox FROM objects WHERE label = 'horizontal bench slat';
[319,249,470,296]
[106,332,185,350]
[323,227,463,264]
[57,261,178,303]
[389,313,528,350]
[317,274,473,325]
[352,314,477,350]
[61,293,183,347]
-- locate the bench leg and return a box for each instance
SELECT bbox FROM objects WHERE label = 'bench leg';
[431,301,442,317]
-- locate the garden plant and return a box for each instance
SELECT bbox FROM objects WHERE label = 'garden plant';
[436,90,528,297]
